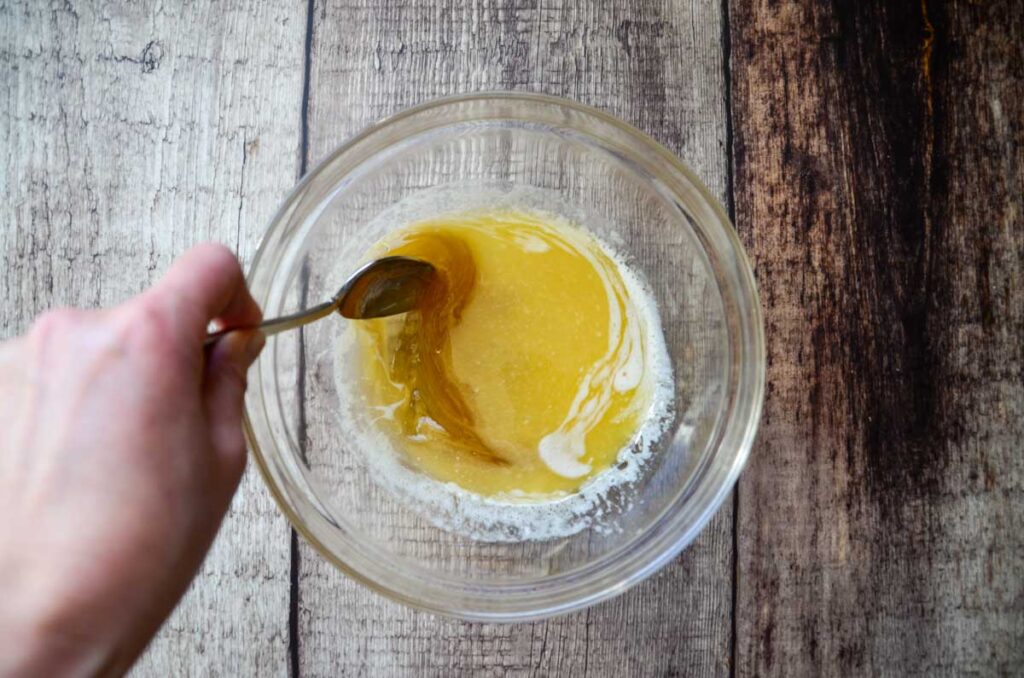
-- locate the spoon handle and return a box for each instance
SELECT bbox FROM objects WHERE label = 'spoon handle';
[204,300,337,347]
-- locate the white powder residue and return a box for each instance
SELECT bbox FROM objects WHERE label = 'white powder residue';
[515,233,551,253]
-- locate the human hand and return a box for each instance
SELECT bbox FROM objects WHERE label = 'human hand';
[0,244,263,676]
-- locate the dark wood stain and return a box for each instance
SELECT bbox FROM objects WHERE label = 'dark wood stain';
[731,0,1023,674]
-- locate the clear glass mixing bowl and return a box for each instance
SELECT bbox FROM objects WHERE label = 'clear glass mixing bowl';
[244,93,764,621]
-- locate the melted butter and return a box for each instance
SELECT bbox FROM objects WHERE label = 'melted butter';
[355,210,652,498]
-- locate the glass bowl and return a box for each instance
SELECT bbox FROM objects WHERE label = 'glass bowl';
[244,93,764,621]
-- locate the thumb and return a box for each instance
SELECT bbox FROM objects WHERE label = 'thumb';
[203,329,265,484]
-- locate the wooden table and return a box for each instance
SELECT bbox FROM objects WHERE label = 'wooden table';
[3,1,1021,675]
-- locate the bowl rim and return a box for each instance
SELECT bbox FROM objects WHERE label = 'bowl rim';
[243,91,766,621]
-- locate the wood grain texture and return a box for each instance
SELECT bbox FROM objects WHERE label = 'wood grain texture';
[7,0,1021,675]
[729,0,1024,675]
[297,1,733,676]
[0,1,307,674]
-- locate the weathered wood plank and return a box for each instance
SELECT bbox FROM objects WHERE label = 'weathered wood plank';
[298,1,733,676]
[729,0,1024,674]
[0,1,307,674]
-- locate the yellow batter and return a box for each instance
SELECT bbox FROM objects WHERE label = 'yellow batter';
[354,210,652,498]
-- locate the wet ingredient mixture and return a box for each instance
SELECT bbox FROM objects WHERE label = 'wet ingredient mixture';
[355,210,656,499]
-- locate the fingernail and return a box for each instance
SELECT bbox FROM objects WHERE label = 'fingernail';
[245,331,266,364]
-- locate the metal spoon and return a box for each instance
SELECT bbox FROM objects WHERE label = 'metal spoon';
[205,256,435,346]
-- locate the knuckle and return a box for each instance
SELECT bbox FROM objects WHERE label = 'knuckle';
[121,297,202,383]
[218,450,248,490]
[220,432,249,479]
[129,296,189,348]
[139,288,203,343]
[134,297,172,334]
[30,309,81,348]
[123,302,170,347]
[220,359,249,392]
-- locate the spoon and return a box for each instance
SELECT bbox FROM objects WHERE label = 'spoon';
[205,256,436,346]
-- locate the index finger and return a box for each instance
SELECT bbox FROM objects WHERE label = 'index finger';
[149,243,263,342]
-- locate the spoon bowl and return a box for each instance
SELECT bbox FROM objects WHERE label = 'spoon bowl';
[206,256,434,345]
[336,256,436,319]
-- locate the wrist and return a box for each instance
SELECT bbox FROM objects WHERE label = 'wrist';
[0,553,116,676]
[0,616,112,677]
